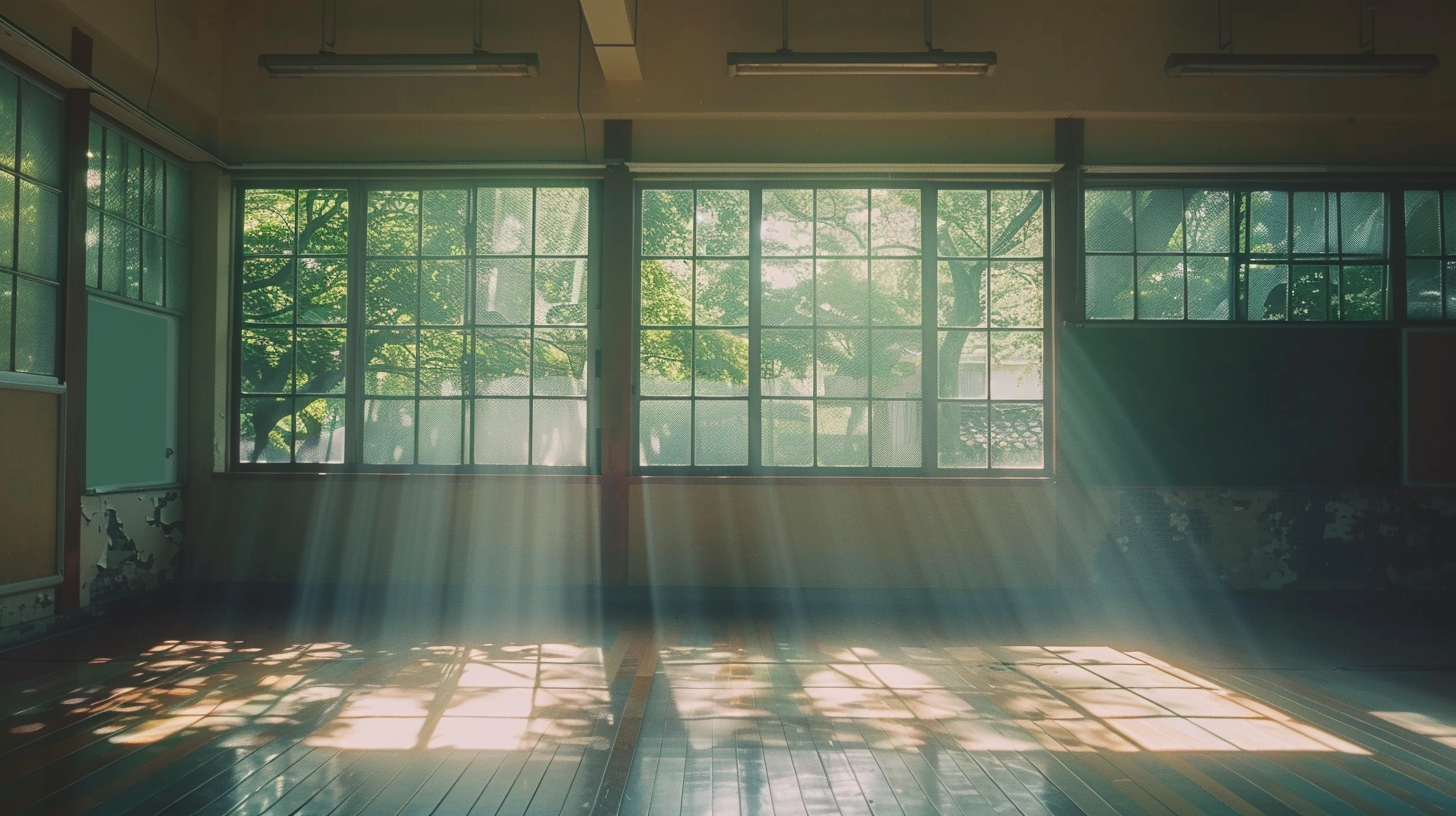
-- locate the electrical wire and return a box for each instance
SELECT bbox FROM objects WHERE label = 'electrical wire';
[145,0,159,112]
[576,8,587,162]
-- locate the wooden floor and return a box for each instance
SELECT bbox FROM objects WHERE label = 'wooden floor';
[3,597,1456,815]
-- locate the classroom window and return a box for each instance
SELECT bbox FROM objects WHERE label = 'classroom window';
[0,65,63,377]
[1084,188,1388,322]
[1404,191,1456,319]
[236,184,594,469]
[636,184,1047,473]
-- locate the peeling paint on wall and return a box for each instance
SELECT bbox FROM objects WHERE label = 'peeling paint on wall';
[0,587,57,645]
[80,490,183,607]
[1094,488,1456,600]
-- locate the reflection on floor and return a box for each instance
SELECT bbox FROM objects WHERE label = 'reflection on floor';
[1,602,1455,815]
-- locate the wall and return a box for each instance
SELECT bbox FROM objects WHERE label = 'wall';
[0,387,60,642]
[79,489,182,607]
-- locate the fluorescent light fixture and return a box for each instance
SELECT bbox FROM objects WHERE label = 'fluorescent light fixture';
[727,50,996,76]
[259,52,538,78]
[1165,52,1438,77]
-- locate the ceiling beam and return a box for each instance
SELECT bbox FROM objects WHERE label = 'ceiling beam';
[578,0,641,81]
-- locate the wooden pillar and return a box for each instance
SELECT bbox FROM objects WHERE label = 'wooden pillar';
[599,120,633,586]
[58,89,92,612]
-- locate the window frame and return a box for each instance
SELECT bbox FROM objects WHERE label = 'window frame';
[632,178,1053,478]
[1081,179,1399,324]
[231,177,601,474]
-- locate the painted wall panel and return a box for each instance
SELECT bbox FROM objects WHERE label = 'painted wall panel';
[79,489,183,607]
[0,387,59,586]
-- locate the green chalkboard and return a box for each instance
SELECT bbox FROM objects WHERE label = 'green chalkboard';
[85,297,178,490]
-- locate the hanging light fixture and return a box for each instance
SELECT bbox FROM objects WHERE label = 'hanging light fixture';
[1165,0,1437,77]
[727,0,996,76]
[260,0,539,78]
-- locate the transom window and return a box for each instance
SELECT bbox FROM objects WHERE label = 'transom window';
[236,183,594,469]
[1085,188,1388,321]
[636,184,1047,474]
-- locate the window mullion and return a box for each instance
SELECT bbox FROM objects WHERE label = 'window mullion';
[921,184,938,475]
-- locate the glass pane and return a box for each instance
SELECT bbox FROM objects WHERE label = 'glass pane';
[1085,255,1134,319]
[13,278,55,375]
[1084,190,1132,253]
[365,328,417,396]
[990,404,1044,469]
[422,189,468,256]
[641,189,693,256]
[103,131,125,218]
[0,70,15,171]
[421,260,468,325]
[536,188,589,256]
[695,400,748,466]
[85,207,98,288]
[242,190,296,255]
[239,328,292,393]
[871,401,920,467]
[367,190,419,256]
[938,331,987,399]
[123,142,142,222]
[1249,191,1289,255]
[363,399,415,464]
[1340,266,1385,320]
[239,397,292,463]
[536,259,588,324]
[474,329,531,396]
[762,189,813,256]
[990,190,1043,257]
[640,259,692,326]
[1292,192,1330,254]
[242,257,293,323]
[1186,256,1231,320]
[815,189,869,256]
[1446,261,1456,319]
[1405,191,1440,256]
[1407,259,1442,319]
[761,259,813,325]
[476,258,532,325]
[142,232,164,306]
[1136,255,1184,320]
[870,259,920,326]
[761,328,813,397]
[417,399,464,465]
[696,260,748,325]
[478,187,534,254]
[124,225,141,299]
[870,329,920,398]
[871,189,920,255]
[695,189,749,256]
[17,182,60,280]
[473,398,530,465]
[298,189,347,255]
[990,262,1042,327]
[101,214,124,294]
[0,173,13,269]
[938,259,987,327]
[534,328,587,396]
[142,153,161,229]
[18,82,61,186]
[639,399,691,466]
[1248,264,1288,320]
[366,260,417,324]
[1184,189,1230,253]
[817,329,868,397]
[1135,189,1183,253]
[694,329,748,396]
[990,331,1042,400]
[1339,192,1385,257]
[533,399,586,466]
[938,403,988,469]
[816,259,868,325]
[294,397,346,464]
[1445,193,1456,255]
[817,400,869,467]
[938,189,988,257]
[166,162,190,239]
[165,240,188,311]
[297,258,347,324]
[0,275,10,369]
[295,328,346,394]
[762,399,813,467]
[1289,266,1329,321]
[418,329,467,396]
[639,329,691,396]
